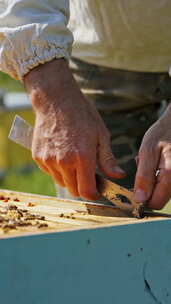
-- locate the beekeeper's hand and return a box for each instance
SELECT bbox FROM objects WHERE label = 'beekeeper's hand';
[24,59,125,200]
[134,103,171,209]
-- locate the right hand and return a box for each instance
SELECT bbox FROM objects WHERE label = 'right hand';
[134,103,171,210]
[24,59,125,200]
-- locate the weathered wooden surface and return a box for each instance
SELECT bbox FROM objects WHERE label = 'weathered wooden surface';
[96,174,144,218]
[0,189,141,237]
[0,189,170,304]
[0,188,169,237]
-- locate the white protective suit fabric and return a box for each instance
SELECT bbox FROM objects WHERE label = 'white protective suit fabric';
[0,0,171,80]
[69,1,171,74]
[0,0,73,80]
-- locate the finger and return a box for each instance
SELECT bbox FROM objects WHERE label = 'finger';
[33,157,50,174]
[34,158,65,186]
[134,146,161,203]
[43,157,65,187]
[47,167,65,187]
[60,168,79,197]
[135,155,139,166]
[148,169,171,209]
[76,158,99,201]
[37,161,50,175]
[148,146,171,209]
[98,139,126,179]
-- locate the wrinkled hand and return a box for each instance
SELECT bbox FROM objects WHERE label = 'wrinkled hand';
[134,104,171,209]
[24,59,125,200]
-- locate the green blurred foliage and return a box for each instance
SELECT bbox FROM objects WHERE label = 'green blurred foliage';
[0,72,56,197]
[0,72,24,92]
[0,168,56,196]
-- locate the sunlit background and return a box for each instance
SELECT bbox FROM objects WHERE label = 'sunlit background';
[0,72,56,197]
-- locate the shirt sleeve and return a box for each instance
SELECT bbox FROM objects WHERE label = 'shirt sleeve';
[0,0,73,80]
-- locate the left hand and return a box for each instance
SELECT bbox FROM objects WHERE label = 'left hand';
[24,59,125,200]
[134,103,171,210]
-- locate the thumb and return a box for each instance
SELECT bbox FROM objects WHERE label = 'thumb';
[134,147,160,203]
[98,139,126,179]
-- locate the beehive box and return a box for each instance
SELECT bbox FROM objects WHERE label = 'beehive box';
[0,188,171,304]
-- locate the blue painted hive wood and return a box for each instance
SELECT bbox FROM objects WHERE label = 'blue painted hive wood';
[0,189,170,304]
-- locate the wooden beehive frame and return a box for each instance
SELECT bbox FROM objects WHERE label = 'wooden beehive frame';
[0,188,170,238]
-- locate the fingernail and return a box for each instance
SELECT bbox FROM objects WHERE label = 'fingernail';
[113,166,125,174]
[134,189,147,202]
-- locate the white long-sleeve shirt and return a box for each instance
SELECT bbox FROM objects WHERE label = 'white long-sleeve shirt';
[0,0,171,80]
